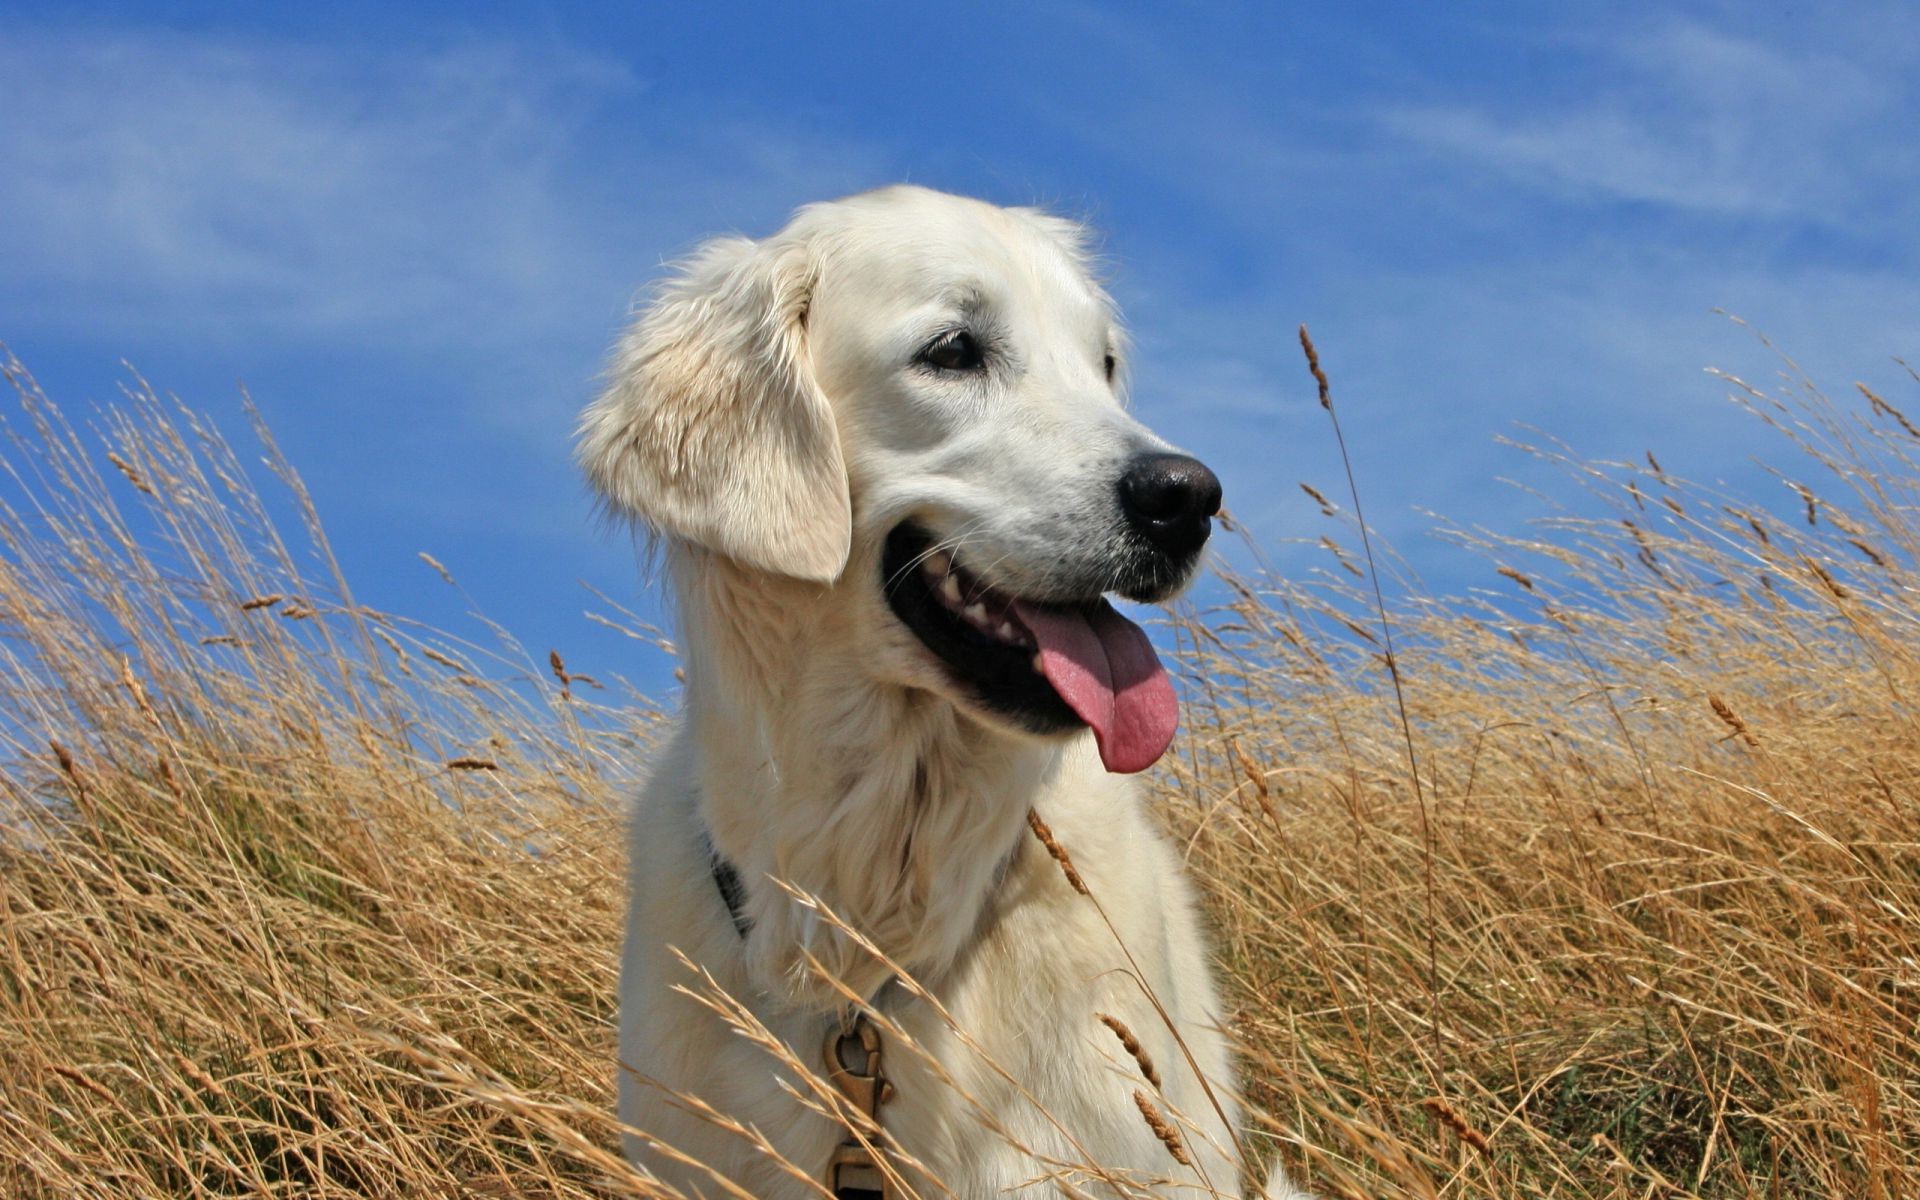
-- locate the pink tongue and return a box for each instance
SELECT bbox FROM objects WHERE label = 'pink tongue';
[1010,598,1179,774]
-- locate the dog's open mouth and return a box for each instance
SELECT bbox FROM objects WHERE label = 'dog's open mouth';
[882,524,1178,773]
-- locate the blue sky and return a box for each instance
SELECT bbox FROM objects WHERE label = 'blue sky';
[4,2,1917,697]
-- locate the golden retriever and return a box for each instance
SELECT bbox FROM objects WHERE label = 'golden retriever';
[579,185,1303,1199]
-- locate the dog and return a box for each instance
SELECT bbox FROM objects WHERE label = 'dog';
[579,185,1303,1199]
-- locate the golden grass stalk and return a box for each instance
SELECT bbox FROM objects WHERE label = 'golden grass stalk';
[1027,807,1090,895]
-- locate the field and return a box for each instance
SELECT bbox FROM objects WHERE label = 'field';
[2,343,1915,1198]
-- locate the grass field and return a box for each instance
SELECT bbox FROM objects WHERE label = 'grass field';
[2,343,1915,1198]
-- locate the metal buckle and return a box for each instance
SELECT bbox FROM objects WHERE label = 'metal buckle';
[824,1015,894,1199]
[826,1144,887,1200]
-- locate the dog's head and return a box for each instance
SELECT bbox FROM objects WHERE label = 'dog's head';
[579,186,1221,772]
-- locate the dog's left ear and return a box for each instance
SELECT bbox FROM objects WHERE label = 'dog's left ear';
[577,235,851,583]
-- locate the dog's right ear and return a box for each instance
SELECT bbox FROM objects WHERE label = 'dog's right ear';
[577,235,852,583]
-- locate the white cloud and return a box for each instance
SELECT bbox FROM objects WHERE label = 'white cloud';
[1379,18,1909,223]
[3,36,591,337]
[1381,106,1783,216]
[0,28,886,353]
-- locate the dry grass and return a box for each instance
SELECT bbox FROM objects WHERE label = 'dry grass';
[1,339,1916,1198]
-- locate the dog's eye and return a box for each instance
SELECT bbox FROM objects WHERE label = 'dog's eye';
[919,330,985,372]
[1103,353,1117,383]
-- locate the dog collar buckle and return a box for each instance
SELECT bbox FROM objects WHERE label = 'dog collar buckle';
[824,1015,894,1199]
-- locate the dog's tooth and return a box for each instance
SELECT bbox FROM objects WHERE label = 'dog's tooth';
[925,550,953,577]
[996,621,1018,642]
[1031,652,1045,673]
[964,602,987,625]
[940,573,963,606]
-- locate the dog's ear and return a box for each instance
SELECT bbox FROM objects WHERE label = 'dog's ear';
[577,235,851,583]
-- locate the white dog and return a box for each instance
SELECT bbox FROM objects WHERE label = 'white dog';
[580,186,1302,1199]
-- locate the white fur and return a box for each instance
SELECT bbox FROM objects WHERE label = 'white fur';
[582,186,1305,1199]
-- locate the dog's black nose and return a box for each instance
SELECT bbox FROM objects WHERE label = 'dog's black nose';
[1118,453,1222,559]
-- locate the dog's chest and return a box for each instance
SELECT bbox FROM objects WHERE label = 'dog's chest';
[860,850,1201,1194]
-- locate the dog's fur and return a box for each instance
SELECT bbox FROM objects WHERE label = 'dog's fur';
[581,186,1302,1198]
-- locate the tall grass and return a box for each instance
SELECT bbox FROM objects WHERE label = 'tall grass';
[1,342,1914,1198]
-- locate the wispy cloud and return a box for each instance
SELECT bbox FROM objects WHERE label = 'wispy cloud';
[1379,18,1911,224]
[3,35,604,341]
[0,28,886,353]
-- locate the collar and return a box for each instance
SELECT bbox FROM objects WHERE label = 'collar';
[696,831,899,1197]
[704,822,1028,947]
[703,835,753,939]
